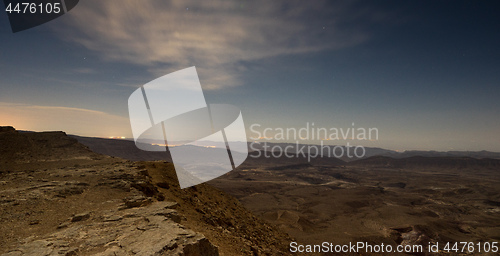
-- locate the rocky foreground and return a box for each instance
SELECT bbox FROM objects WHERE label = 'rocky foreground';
[0,127,290,255]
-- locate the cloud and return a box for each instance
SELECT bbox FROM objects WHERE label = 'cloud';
[0,102,132,138]
[54,0,372,89]
[73,67,96,74]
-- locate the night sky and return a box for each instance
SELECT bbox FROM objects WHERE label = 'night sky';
[0,0,499,151]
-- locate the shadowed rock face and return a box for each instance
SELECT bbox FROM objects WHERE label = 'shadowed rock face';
[0,127,290,256]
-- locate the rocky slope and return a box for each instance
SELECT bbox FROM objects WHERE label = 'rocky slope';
[0,127,290,255]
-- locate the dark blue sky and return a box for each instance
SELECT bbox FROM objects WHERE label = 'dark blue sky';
[0,0,499,151]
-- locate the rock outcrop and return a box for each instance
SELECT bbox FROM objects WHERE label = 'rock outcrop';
[2,201,218,256]
[0,157,219,256]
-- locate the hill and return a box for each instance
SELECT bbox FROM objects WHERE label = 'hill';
[0,127,290,255]
[69,135,172,162]
[0,127,104,172]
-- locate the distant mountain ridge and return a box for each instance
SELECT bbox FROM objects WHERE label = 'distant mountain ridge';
[69,134,172,162]
[248,142,500,160]
[66,134,500,161]
[350,155,500,169]
[68,134,500,171]
[381,150,500,159]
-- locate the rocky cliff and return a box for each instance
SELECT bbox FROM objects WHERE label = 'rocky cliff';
[0,127,290,255]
